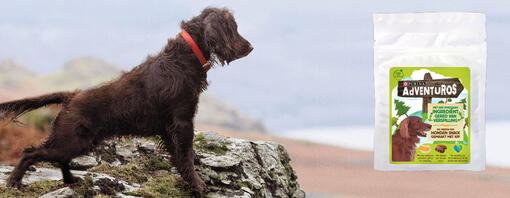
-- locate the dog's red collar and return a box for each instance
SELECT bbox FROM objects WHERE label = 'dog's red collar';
[181,29,210,72]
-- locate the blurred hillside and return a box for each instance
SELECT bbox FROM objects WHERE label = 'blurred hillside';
[0,59,36,88]
[34,57,123,91]
[196,94,267,132]
[0,57,266,133]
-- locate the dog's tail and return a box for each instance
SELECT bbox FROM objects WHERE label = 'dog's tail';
[0,91,77,122]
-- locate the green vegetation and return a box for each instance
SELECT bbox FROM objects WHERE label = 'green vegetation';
[95,145,117,163]
[0,180,63,197]
[124,175,192,198]
[146,156,172,172]
[89,154,193,197]
[237,181,254,190]
[193,133,228,155]
[91,156,173,184]
[20,108,59,132]
[70,175,95,197]
[148,135,164,148]
[268,169,276,179]
[95,178,125,195]
[283,161,297,181]
[91,161,149,184]
[0,156,188,198]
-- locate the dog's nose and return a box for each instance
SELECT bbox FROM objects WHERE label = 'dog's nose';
[240,43,253,57]
[247,45,254,53]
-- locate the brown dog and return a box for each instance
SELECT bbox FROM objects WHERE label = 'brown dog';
[392,116,431,161]
[0,7,252,192]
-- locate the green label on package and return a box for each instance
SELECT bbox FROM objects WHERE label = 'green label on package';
[389,67,470,164]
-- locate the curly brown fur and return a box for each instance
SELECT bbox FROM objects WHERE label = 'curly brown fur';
[392,116,431,161]
[1,7,252,193]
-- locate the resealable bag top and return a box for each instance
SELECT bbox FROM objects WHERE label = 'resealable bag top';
[373,13,486,171]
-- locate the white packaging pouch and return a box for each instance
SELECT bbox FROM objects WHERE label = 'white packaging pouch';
[373,13,486,170]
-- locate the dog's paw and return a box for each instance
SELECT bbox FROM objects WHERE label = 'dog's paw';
[191,178,208,193]
[6,177,23,189]
[64,176,83,184]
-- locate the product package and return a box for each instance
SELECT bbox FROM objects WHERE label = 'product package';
[373,13,486,170]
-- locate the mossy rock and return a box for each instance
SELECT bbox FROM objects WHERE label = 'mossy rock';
[69,175,95,197]
[124,175,192,198]
[0,180,63,197]
[193,133,228,155]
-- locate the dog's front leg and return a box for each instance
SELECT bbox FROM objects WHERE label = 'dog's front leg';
[167,119,207,193]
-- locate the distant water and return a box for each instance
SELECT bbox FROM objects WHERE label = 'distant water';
[279,122,510,168]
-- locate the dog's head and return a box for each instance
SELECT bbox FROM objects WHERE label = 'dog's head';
[181,7,253,65]
[398,116,431,138]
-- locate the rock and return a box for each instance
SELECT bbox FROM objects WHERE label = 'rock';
[34,173,140,198]
[83,172,140,193]
[0,130,304,198]
[95,177,126,195]
[0,166,11,183]
[38,187,77,198]
[138,140,158,153]
[195,131,305,198]
[111,160,122,167]
[153,170,169,177]
[71,155,98,170]
[115,140,138,160]
[0,166,63,185]
[96,138,164,166]
[116,193,143,198]
[0,166,140,197]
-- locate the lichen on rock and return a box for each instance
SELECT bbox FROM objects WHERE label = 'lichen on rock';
[195,131,305,198]
[0,130,305,198]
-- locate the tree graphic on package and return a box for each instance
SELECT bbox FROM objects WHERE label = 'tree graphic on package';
[392,99,410,127]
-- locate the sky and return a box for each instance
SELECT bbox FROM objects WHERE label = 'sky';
[0,0,509,131]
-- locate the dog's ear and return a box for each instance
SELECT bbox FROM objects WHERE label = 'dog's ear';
[201,8,252,65]
[398,118,410,138]
[202,9,236,64]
